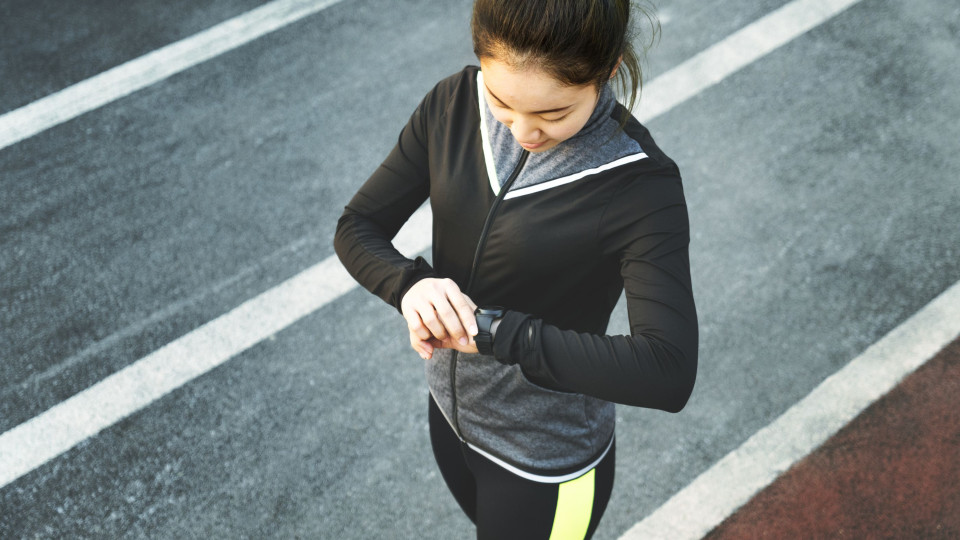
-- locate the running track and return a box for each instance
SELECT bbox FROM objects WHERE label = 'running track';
[2,0,959,538]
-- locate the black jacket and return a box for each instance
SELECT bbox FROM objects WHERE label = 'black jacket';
[335,66,697,476]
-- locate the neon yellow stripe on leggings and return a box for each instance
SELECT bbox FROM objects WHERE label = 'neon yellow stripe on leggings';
[549,468,595,540]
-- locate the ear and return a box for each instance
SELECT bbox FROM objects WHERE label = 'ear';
[609,55,623,79]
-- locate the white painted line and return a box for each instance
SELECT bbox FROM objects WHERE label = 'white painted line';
[634,0,863,123]
[0,253,352,488]
[10,235,318,392]
[0,0,346,151]
[0,0,864,488]
[620,280,960,540]
[0,204,433,488]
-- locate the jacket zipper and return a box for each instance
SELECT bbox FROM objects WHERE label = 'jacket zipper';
[449,150,530,440]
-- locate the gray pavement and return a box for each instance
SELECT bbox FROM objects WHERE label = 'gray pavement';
[2,0,959,538]
[0,0,271,114]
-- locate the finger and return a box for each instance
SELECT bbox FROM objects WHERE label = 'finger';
[402,304,435,341]
[418,305,449,341]
[409,333,433,360]
[434,300,469,346]
[449,292,479,337]
[409,315,434,342]
[436,279,474,343]
[436,335,476,354]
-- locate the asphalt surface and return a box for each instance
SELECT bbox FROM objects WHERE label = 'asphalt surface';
[2,0,959,538]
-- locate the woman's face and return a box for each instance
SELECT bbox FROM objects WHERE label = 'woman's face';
[480,57,600,153]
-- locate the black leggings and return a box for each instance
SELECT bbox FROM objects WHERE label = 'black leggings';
[429,396,615,540]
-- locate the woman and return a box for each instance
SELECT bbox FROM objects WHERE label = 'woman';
[334,1,698,538]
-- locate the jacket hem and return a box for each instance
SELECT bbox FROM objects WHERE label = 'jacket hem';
[466,434,615,484]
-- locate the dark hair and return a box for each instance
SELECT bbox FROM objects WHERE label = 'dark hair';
[471,0,659,121]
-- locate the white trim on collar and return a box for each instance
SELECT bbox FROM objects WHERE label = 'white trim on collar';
[476,71,501,196]
[478,70,649,201]
[503,152,649,200]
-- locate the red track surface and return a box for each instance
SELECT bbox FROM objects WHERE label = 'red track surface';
[706,338,960,539]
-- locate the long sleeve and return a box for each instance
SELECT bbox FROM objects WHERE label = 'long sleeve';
[491,174,699,412]
[333,94,437,312]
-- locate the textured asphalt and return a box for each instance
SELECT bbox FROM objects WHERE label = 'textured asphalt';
[2,0,959,538]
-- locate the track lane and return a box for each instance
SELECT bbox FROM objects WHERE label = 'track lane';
[2,0,959,538]
[706,338,960,538]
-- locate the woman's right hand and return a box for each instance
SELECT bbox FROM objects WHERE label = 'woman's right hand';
[400,278,478,359]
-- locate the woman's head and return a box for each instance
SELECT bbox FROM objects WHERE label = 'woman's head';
[472,0,657,148]
[479,56,606,152]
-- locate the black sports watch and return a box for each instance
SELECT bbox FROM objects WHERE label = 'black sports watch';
[474,306,504,356]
